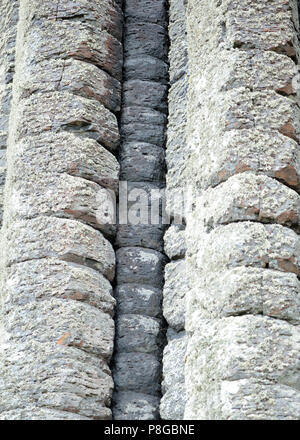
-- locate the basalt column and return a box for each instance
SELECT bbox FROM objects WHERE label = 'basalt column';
[185,0,300,419]
[160,0,188,420]
[0,0,122,420]
[112,0,169,420]
[0,1,19,225]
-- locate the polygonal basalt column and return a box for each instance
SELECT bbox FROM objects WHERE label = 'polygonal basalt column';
[184,0,300,420]
[160,0,188,420]
[0,0,19,226]
[0,0,122,420]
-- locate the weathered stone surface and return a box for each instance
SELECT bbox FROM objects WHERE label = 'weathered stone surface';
[113,0,168,421]
[4,217,115,281]
[10,133,119,190]
[183,0,300,420]
[2,299,114,360]
[160,331,187,420]
[5,173,115,234]
[0,0,19,222]
[160,385,186,420]
[185,316,300,420]
[4,258,115,315]
[0,340,113,420]
[163,260,189,332]
[116,247,167,287]
[21,59,121,113]
[120,142,165,182]
[221,0,298,52]
[113,352,161,394]
[15,92,119,152]
[164,225,186,260]
[166,76,188,210]
[23,15,122,80]
[161,0,188,420]
[0,0,122,422]
[28,0,123,41]
[187,267,300,326]
[193,173,300,232]
[190,128,300,191]
[115,314,163,354]
[169,0,187,84]
[113,392,160,420]
[196,222,300,276]
[114,285,162,318]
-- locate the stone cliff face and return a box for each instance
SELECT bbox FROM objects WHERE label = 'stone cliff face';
[0,0,299,420]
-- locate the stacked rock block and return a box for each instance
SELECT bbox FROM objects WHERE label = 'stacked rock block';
[185,0,300,419]
[0,0,122,420]
[0,0,19,225]
[160,0,188,420]
[112,0,169,420]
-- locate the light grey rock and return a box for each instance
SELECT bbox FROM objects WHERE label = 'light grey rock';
[15,92,120,153]
[0,0,123,421]
[169,0,187,84]
[164,225,186,260]
[160,330,187,420]
[187,267,300,325]
[185,315,300,420]
[10,132,119,191]
[163,260,189,331]
[162,331,187,393]
[4,258,115,314]
[22,58,121,113]
[160,385,186,420]
[4,217,116,281]
[183,0,300,420]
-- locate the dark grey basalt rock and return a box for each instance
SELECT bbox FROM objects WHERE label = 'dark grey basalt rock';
[116,247,167,287]
[113,352,161,394]
[120,142,166,182]
[114,284,162,318]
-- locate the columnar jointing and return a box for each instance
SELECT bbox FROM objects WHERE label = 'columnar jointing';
[0,0,123,420]
[160,0,188,420]
[112,0,169,420]
[185,0,300,419]
[0,1,19,226]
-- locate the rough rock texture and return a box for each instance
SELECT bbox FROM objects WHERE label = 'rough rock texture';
[0,1,19,225]
[112,0,168,420]
[0,0,122,420]
[0,0,299,422]
[161,0,188,420]
[184,0,300,420]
